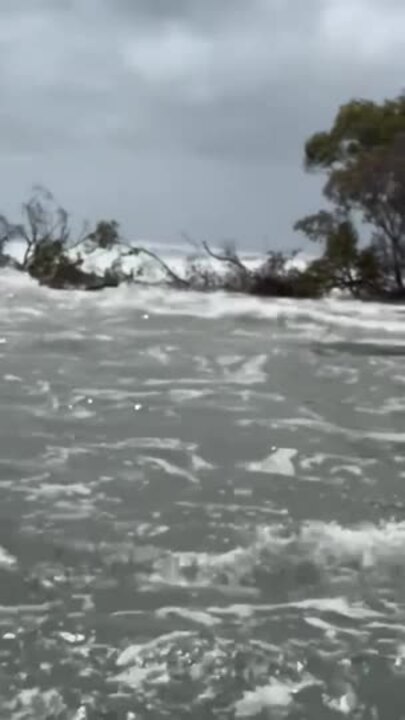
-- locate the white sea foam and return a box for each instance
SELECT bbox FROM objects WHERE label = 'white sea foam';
[0,546,17,570]
[224,354,268,385]
[116,631,193,668]
[169,388,212,403]
[265,417,405,445]
[115,663,168,690]
[235,677,315,717]
[156,606,220,627]
[207,597,381,620]
[148,520,405,591]
[244,447,297,476]
[28,482,92,498]
[115,630,191,689]
[93,285,405,335]
[1,249,405,341]
[137,455,201,484]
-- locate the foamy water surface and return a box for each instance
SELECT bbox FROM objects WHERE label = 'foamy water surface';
[1,267,405,719]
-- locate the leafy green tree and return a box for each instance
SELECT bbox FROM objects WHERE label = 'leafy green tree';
[0,186,191,290]
[85,219,121,251]
[0,186,130,288]
[295,93,405,296]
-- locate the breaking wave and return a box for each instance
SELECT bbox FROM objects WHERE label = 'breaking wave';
[148,520,405,597]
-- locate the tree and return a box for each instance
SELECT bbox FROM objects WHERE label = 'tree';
[295,93,405,296]
[294,212,383,297]
[0,186,132,289]
[85,219,120,251]
[0,186,193,290]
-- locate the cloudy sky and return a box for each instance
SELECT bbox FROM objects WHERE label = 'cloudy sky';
[1,0,404,250]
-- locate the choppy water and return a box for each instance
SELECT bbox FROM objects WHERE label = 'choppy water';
[1,269,405,719]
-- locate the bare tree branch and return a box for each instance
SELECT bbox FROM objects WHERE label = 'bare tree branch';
[201,241,251,279]
[121,242,190,288]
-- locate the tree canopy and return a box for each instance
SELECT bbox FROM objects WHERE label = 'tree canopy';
[295,93,405,297]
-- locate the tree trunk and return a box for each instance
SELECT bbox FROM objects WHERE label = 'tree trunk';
[392,239,404,290]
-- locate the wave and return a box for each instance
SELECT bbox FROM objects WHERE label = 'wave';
[147,520,405,594]
[85,283,405,332]
[1,245,405,344]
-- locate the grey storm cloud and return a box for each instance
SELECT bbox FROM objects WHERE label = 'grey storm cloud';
[0,0,405,245]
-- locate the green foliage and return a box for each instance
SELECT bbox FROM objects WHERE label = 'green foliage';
[86,220,120,251]
[356,246,384,296]
[28,239,67,280]
[304,132,339,169]
[0,186,193,291]
[297,92,405,296]
[325,219,358,266]
[0,188,135,290]
[294,210,341,243]
[305,94,405,170]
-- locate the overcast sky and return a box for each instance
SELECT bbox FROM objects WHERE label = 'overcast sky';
[1,0,404,250]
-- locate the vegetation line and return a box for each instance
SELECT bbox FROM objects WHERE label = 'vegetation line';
[1,93,405,300]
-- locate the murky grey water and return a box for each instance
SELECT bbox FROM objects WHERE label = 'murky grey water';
[1,271,405,719]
